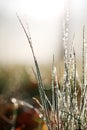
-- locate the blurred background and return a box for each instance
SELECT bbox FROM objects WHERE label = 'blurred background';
[0,0,87,101]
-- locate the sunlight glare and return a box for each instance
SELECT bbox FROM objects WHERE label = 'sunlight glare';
[12,0,65,20]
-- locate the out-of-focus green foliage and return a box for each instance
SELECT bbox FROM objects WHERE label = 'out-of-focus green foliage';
[0,65,51,103]
[0,65,39,101]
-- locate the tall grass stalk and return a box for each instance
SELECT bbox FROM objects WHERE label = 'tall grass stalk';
[17,15,87,130]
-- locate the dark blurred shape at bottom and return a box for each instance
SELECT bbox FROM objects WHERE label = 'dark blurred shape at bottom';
[0,100,48,130]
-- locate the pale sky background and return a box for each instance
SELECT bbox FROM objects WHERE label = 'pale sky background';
[0,0,87,65]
